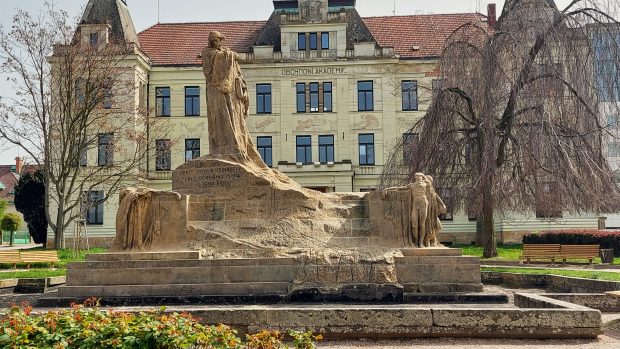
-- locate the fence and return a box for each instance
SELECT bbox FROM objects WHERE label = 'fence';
[1,230,32,245]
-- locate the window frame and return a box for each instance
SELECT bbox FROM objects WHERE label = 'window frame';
[155,139,172,171]
[298,33,307,51]
[438,188,454,221]
[296,135,312,164]
[256,84,272,114]
[296,83,306,113]
[184,86,200,117]
[321,32,329,50]
[184,138,201,162]
[257,136,273,167]
[357,81,374,112]
[84,191,104,225]
[402,80,418,111]
[156,87,171,117]
[323,82,333,112]
[358,133,375,166]
[318,135,335,164]
[309,32,318,50]
[97,133,114,166]
[309,82,319,112]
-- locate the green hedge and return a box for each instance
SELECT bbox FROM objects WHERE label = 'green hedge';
[522,229,620,256]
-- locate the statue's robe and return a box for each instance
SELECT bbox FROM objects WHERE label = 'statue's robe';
[202,46,264,167]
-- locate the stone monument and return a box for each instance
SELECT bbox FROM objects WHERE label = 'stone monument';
[58,34,481,300]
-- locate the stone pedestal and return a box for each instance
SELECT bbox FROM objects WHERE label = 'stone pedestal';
[395,248,483,293]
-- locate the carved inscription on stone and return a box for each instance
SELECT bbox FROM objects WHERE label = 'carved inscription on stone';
[173,161,244,191]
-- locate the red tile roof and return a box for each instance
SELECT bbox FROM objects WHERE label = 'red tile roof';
[138,21,266,66]
[363,13,487,59]
[0,172,19,200]
[137,13,486,66]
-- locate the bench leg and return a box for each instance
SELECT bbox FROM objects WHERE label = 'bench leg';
[563,259,566,264]
[589,258,593,265]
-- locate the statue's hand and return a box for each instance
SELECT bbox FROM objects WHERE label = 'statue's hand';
[381,190,389,200]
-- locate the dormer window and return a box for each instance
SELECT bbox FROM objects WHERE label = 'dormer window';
[90,32,99,46]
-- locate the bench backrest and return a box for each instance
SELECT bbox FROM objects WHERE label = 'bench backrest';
[522,244,561,255]
[559,245,600,256]
[20,250,60,263]
[0,251,21,263]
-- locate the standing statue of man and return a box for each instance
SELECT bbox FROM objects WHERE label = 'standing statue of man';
[382,173,430,247]
[202,31,265,168]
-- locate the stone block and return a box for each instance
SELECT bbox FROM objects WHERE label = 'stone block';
[14,278,47,294]
[401,248,462,256]
[86,251,200,261]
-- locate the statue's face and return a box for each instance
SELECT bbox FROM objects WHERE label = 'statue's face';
[211,37,222,49]
[414,174,424,182]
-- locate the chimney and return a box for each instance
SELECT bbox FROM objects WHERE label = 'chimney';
[487,3,497,29]
[15,157,24,174]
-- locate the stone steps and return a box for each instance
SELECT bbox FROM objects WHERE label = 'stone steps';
[57,282,291,297]
[66,265,295,286]
[69,257,297,270]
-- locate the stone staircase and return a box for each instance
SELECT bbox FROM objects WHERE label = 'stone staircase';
[58,251,295,298]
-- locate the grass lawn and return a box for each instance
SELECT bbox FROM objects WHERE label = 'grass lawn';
[482,266,620,282]
[0,247,107,280]
[456,244,620,264]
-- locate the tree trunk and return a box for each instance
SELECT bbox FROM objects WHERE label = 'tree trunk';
[481,180,497,258]
[9,231,14,246]
[54,202,66,250]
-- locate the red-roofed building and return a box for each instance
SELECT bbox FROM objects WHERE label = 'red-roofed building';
[62,0,527,246]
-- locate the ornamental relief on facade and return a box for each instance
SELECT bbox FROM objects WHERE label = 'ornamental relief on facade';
[295,116,337,132]
[353,114,381,130]
[251,116,277,132]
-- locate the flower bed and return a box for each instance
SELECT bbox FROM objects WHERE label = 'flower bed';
[522,229,620,256]
[0,299,321,348]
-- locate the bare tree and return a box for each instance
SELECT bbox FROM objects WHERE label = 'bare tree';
[0,3,159,249]
[380,0,620,257]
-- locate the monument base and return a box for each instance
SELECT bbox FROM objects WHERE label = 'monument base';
[57,250,483,299]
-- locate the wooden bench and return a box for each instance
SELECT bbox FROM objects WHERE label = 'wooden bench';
[0,251,22,269]
[559,245,600,265]
[19,251,60,268]
[520,244,561,263]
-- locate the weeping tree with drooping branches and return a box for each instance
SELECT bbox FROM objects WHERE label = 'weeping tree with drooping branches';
[380,0,620,257]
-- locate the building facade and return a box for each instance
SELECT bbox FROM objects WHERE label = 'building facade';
[66,0,600,246]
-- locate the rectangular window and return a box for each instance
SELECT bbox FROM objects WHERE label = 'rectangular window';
[359,134,375,165]
[84,191,104,225]
[97,133,114,166]
[256,84,272,114]
[89,32,99,46]
[438,188,454,221]
[402,80,418,111]
[309,32,318,50]
[323,82,332,112]
[156,139,171,171]
[156,87,171,117]
[296,135,312,164]
[402,133,419,165]
[310,82,319,112]
[103,79,113,109]
[185,139,200,162]
[257,136,273,167]
[357,81,374,111]
[79,146,88,167]
[296,83,306,113]
[321,32,329,49]
[185,86,200,116]
[298,33,306,50]
[319,135,334,164]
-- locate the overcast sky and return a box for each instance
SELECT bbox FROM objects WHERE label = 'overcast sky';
[0,0,575,164]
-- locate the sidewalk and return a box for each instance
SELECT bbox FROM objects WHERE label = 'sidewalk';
[0,243,42,251]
